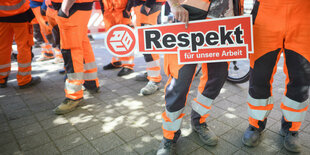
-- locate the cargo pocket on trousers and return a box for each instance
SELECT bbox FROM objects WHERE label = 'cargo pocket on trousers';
[59,25,81,49]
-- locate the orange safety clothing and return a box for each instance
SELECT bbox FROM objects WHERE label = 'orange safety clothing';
[31,6,55,59]
[56,7,99,100]
[100,0,134,69]
[133,0,164,82]
[0,0,35,86]
[247,0,310,132]
[46,7,62,59]
[161,0,237,141]
[0,0,31,17]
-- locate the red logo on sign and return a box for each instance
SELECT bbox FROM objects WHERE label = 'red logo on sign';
[105,25,136,57]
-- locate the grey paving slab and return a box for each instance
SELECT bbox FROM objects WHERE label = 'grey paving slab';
[0,113,6,124]
[208,119,233,136]
[233,149,249,155]
[190,147,213,154]
[54,132,87,152]
[5,107,33,120]
[90,132,125,153]
[13,122,43,139]
[175,137,201,155]
[24,143,60,155]
[103,144,138,155]
[62,143,99,155]
[0,121,10,133]
[9,115,37,129]
[130,134,160,155]
[46,123,78,140]
[0,142,23,155]
[220,129,244,148]
[0,131,16,146]
[241,142,279,155]
[18,131,51,151]
[40,115,69,130]
[201,138,239,155]
[115,126,147,142]
[80,123,107,141]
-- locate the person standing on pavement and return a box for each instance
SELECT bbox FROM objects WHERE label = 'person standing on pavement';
[0,0,41,89]
[30,0,57,61]
[156,0,239,154]
[242,0,310,153]
[52,0,100,115]
[133,0,166,96]
[100,0,136,77]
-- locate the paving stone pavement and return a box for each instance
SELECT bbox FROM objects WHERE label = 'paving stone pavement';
[1,37,310,155]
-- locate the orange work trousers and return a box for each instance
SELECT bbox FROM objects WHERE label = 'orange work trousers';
[247,0,310,132]
[0,22,33,86]
[161,3,230,141]
[133,2,162,82]
[46,7,62,59]
[100,0,134,69]
[56,10,99,100]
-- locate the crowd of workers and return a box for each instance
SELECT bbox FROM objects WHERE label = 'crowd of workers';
[0,0,309,154]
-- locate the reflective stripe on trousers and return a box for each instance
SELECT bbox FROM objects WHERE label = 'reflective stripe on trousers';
[192,92,213,116]
[281,96,309,122]
[247,95,274,121]
[162,107,185,131]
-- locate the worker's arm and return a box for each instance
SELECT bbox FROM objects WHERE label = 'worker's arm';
[60,0,76,16]
[167,0,189,28]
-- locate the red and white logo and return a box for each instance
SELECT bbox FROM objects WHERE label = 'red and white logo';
[105,25,136,57]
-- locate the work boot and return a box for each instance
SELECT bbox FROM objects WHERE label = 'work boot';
[84,87,100,94]
[0,77,8,88]
[242,126,261,147]
[117,67,134,76]
[19,76,41,89]
[59,69,66,74]
[103,62,122,70]
[0,83,7,88]
[140,81,160,95]
[280,129,301,153]
[54,98,82,115]
[192,123,218,146]
[135,72,148,81]
[156,138,176,155]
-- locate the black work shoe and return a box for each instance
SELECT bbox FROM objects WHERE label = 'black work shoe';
[19,76,41,89]
[103,62,122,70]
[135,72,148,81]
[117,67,134,76]
[242,126,261,147]
[192,123,218,146]
[156,139,176,155]
[85,87,100,94]
[280,129,301,153]
[59,69,66,74]
[0,83,7,88]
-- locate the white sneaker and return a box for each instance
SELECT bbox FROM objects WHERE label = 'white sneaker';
[140,81,160,95]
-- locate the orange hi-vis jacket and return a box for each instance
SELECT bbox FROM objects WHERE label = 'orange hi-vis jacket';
[0,0,35,22]
[0,0,31,17]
